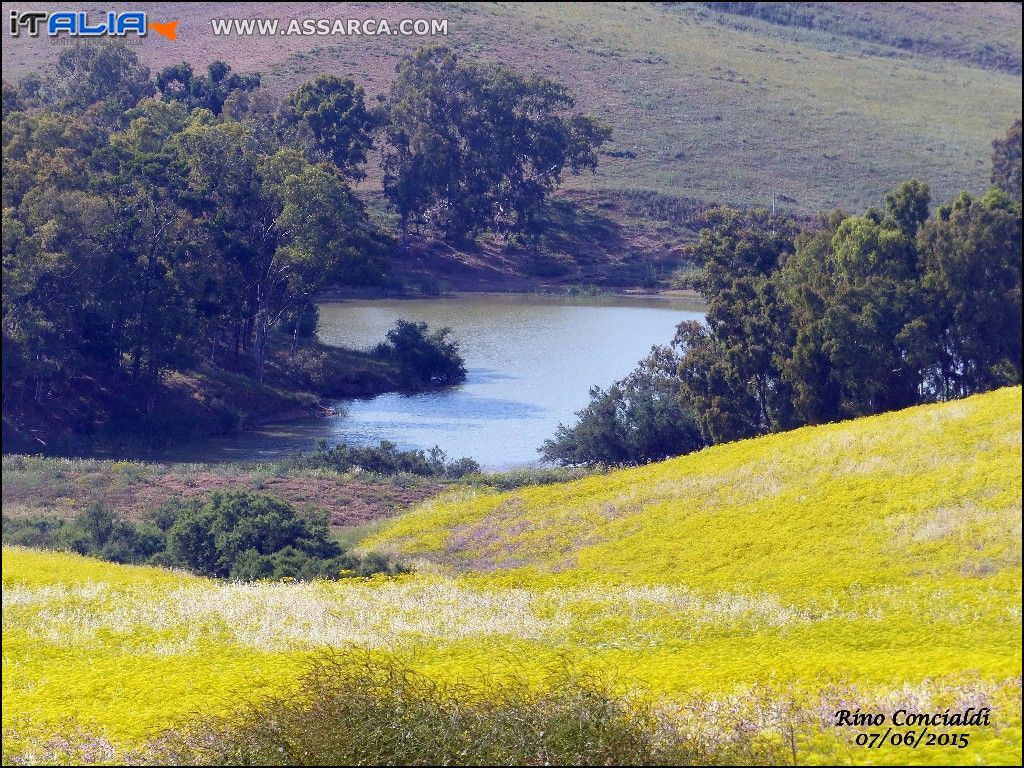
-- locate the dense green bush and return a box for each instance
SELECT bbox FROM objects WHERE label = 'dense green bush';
[1,491,404,580]
[163,491,404,579]
[374,320,467,386]
[166,491,327,577]
[3,503,165,565]
[542,337,704,466]
[0,515,65,548]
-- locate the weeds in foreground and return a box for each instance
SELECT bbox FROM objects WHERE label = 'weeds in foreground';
[140,651,795,766]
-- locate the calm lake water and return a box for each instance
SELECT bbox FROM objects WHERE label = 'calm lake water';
[162,294,706,468]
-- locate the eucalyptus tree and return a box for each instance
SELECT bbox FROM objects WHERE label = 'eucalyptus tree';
[381,45,610,244]
[283,75,376,179]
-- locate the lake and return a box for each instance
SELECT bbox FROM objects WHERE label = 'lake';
[164,294,706,468]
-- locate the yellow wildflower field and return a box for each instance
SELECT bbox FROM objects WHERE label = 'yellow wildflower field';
[3,386,1021,764]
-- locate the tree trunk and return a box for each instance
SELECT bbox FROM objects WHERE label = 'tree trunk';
[399,210,410,253]
[254,312,269,384]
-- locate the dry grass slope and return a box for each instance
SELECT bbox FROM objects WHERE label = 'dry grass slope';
[2,2,1020,212]
[1,455,442,529]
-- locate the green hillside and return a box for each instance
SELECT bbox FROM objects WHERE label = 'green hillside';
[2,2,1020,212]
[3,386,1021,763]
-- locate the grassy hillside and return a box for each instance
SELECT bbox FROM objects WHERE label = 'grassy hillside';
[368,386,1022,589]
[705,2,1023,73]
[2,2,1020,213]
[3,387,1021,763]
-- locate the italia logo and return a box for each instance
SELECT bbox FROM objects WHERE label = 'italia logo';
[8,10,179,40]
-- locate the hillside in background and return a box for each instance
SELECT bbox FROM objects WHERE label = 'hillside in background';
[4,386,1021,763]
[3,2,1020,214]
[705,2,1022,73]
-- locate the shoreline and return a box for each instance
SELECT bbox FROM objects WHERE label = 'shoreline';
[4,290,706,462]
[318,285,705,304]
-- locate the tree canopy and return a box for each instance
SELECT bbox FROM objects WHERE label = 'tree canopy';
[991,118,1022,200]
[155,60,260,116]
[283,75,376,179]
[381,46,611,243]
[3,41,610,428]
[2,42,389,418]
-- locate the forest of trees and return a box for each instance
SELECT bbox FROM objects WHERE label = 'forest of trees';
[544,121,1023,465]
[2,43,609,434]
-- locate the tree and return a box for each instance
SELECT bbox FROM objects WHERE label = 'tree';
[263,160,389,375]
[381,46,610,244]
[381,46,466,244]
[771,211,846,423]
[678,208,797,442]
[100,99,206,388]
[465,61,610,238]
[52,41,155,116]
[991,118,1022,200]
[156,61,260,115]
[173,117,386,381]
[777,182,930,421]
[542,328,703,466]
[916,189,1023,397]
[2,96,210,406]
[284,75,376,179]
[2,108,123,404]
